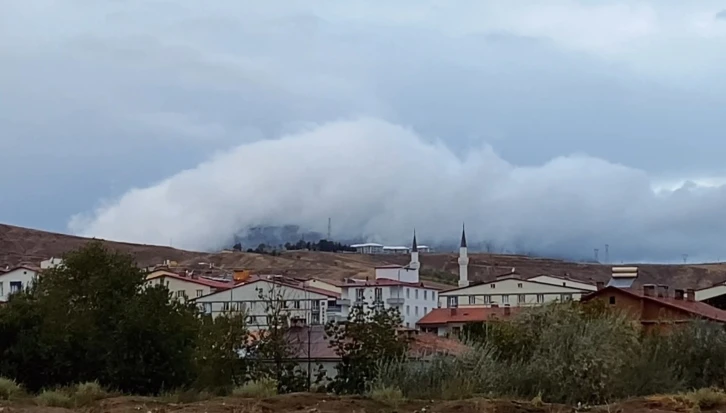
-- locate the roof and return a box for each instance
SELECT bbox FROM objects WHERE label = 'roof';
[260,325,467,360]
[460,223,467,248]
[439,276,590,295]
[582,286,726,323]
[146,271,233,290]
[340,277,441,290]
[0,265,41,276]
[417,307,520,326]
[350,243,383,248]
[412,231,418,252]
[528,274,596,286]
[383,246,409,250]
[194,277,341,301]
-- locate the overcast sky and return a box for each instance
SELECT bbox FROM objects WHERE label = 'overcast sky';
[3,1,726,262]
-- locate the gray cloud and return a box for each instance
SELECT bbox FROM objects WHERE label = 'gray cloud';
[3,1,726,260]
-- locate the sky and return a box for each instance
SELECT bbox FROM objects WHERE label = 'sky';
[3,1,726,262]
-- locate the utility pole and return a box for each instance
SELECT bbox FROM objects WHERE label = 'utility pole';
[327,218,331,240]
[682,254,688,264]
[605,244,609,264]
[594,248,599,262]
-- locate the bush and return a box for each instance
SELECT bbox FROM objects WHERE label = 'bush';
[160,389,213,404]
[233,379,278,398]
[687,388,726,409]
[0,377,22,400]
[35,389,72,408]
[369,384,405,406]
[72,381,109,406]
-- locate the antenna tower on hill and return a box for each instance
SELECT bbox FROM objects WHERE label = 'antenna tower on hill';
[327,217,332,240]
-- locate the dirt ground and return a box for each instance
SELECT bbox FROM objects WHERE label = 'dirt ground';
[0,393,709,413]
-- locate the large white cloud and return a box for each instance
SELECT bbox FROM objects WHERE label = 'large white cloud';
[70,118,726,262]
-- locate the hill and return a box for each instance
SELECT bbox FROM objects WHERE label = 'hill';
[2,223,726,289]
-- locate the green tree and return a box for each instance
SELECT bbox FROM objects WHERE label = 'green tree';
[325,305,408,394]
[0,241,200,394]
[194,313,250,394]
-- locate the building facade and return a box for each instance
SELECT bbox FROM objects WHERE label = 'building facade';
[350,243,384,254]
[145,270,231,301]
[0,266,39,302]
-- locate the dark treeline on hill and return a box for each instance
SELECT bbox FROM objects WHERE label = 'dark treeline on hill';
[231,239,355,254]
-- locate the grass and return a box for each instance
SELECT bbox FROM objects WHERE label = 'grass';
[72,381,109,406]
[0,377,23,401]
[35,389,73,408]
[160,389,213,404]
[686,388,726,409]
[369,385,406,407]
[233,378,278,398]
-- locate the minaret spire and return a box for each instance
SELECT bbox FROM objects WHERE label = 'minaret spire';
[409,229,421,278]
[412,229,418,252]
[458,223,469,288]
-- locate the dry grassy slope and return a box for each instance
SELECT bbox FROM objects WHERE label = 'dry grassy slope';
[2,223,726,289]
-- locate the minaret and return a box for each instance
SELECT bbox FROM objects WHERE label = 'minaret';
[409,230,420,271]
[458,224,469,288]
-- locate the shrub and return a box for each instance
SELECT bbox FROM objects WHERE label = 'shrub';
[35,389,72,408]
[160,389,213,404]
[233,378,278,398]
[0,377,22,400]
[72,381,108,406]
[687,388,726,409]
[369,384,405,406]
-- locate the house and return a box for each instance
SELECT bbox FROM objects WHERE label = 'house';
[337,232,441,327]
[145,270,232,301]
[40,257,64,269]
[0,266,39,302]
[417,306,519,336]
[695,279,726,310]
[350,243,384,254]
[250,324,468,380]
[192,275,341,330]
[581,285,726,332]
[382,246,410,254]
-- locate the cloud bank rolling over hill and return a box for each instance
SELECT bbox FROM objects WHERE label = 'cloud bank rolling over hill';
[70,118,726,263]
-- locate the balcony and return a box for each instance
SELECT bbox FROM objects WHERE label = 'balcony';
[337,298,351,306]
[387,297,405,305]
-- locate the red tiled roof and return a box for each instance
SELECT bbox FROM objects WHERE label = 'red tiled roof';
[147,272,233,290]
[583,286,726,323]
[416,306,520,326]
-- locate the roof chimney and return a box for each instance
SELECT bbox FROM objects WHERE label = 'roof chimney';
[643,284,656,297]
[674,289,685,300]
[596,281,604,291]
[657,285,669,298]
[686,289,695,302]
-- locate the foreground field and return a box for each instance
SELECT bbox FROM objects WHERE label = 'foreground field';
[0,393,722,413]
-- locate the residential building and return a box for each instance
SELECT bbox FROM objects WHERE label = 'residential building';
[40,257,64,269]
[192,276,340,329]
[581,285,726,332]
[302,278,342,295]
[527,274,597,291]
[417,306,519,336]
[338,232,440,327]
[145,270,232,301]
[382,246,410,254]
[350,243,384,254]
[0,266,39,302]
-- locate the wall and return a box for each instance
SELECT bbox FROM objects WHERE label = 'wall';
[194,280,332,329]
[340,284,439,327]
[303,279,342,294]
[375,267,418,283]
[528,275,597,291]
[438,278,587,308]
[0,268,38,302]
[145,276,213,301]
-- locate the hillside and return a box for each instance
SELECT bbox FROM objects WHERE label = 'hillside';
[2,223,726,289]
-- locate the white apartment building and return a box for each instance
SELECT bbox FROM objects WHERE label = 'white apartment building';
[351,243,384,254]
[145,270,232,301]
[192,276,340,330]
[0,266,39,302]
[338,232,441,327]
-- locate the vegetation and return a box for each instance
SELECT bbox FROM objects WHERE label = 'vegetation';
[34,389,72,408]
[233,378,278,398]
[325,304,409,394]
[0,376,22,400]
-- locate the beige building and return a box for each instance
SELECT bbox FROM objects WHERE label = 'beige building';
[145,270,231,301]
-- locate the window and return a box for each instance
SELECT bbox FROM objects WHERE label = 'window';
[562,282,566,286]
[203,303,212,314]
[536,294,544,303]
[166,281,170,288]
[433,292,436,301]
[561,293,573,301]
[517,283,523,288]
[424,290,428,300]
[356,288,365,301]
[0,282,3,296]
[294,301,301,309]
[415,289,419,299]
[176,290,185,299]
[406,305,410,315]
[447,296,458,308]
[406,288,410,298]
[230,302,238,311]
[223,302,230,311]
[424,307,428,313]
[490,284,496,288]
[312,300,320,310]
[483,295,491,304]
[196,289,203,297]
[469,295,476,305]
[518,294,525,303]
[374,287,383,302]
[415,306,419,316]
[501,295,509,304]
[248,315,257,324]
[9,281,21,294]
[311,313,321,325]
[609,296,616,305]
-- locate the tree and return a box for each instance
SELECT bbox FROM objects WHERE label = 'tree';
[193,313,250,394]
[0,241,200,394]
[232,242,242,251]
[325,305,409,394]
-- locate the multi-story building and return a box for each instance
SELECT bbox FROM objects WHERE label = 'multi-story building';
[338,232,441,327]
[350,243,384,254]
[144,270,232,301]
[192,275,340,330]
[0,266,39,302]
